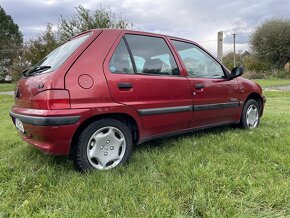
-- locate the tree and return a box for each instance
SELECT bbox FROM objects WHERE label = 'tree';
[11,5,130,81]
[59,5,129,42]
[0,6,23,74]
[10,24,60,80]
[250,18,290,69]
[222,52,242,70]
[25,23,60,66]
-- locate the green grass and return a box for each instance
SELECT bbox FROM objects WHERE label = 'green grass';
[0,83,16,92]
[253,79,290,88]
[1,92,289,217]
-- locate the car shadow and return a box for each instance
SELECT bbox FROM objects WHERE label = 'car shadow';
[135,125,235,151]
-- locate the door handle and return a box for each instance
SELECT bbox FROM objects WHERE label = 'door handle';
[118,83,133,89]
[195,83,204,89]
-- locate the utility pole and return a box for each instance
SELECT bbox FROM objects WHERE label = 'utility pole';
[233,33,237,68]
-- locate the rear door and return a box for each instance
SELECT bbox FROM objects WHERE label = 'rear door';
[104,33,192,137]
[171,40,241,128]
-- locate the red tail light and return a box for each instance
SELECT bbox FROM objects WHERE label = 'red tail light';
[32,90,70,109]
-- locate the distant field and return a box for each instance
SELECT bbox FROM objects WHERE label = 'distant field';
[0,91,289,217]
[1,79,290,93]
[0,83,15,92]
[253,79,290,87]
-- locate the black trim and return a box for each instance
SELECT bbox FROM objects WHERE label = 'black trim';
[138,102,241,116]
[123,36,137,74]
[193,102,240,111]
[118,83,133,89]
[138,105,192,116]
[10,111,80,126]
[195,83,204,89]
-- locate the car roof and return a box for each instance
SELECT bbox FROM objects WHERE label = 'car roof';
[90,28,195,43]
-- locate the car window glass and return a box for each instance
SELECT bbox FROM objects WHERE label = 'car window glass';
[35,33,91,72]
[171,40,224,78]
[109,38,134,74]
[125,34,180,76]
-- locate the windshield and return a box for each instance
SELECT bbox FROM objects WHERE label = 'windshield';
[31,33,91,74]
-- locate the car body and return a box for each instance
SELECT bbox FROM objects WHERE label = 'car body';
[10,29,265,171]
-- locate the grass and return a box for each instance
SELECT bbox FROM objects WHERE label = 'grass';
[253,78,290,88]
[0,91,290,217]
[0,83,16,92]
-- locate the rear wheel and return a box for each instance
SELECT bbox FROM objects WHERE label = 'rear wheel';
[240,99,260,129]
[73,118,132,172]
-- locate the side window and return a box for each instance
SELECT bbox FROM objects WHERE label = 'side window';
[109,38,134,74]
[171,40,224,78]
[125,34,180,76]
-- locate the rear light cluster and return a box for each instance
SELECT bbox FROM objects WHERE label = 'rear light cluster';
[32,90,71,109]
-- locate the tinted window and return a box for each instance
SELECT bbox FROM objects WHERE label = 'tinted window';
[171,40,224,78]
[109,39,134,74]
[36,33,91,72]
[125,35,179,76]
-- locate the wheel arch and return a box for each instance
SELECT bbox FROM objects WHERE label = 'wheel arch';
[69,113,140,158]
[245,92,264,116]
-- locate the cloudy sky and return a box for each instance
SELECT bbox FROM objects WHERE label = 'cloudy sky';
[1,0,290,55]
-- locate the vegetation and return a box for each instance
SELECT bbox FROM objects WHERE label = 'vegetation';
[249,18,290,69]
[253,79,290,88]
[6,5,130,81]
[59,5,129,42]
[0,6,23,75]
[0,82,15,92]
[0,90,289,217]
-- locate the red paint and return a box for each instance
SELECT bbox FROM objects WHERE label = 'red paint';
[10,29,265,155]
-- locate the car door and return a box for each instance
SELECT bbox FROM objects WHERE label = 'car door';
[103,33,192,137]
[171,39,241,128]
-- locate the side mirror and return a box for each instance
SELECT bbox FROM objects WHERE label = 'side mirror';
[229,67,243,79]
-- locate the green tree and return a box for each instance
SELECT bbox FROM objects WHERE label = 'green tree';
[250,18,290,69]
[10,24,60,80]
[0,6,23,74]
[222,52,242,70]
[59,5,129,41]
[25,23,60,66]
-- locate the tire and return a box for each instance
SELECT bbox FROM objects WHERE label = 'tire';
[240,99,260,129]
[73,118,132,172]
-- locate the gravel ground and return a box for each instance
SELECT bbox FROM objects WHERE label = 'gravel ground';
[0,91,14,95]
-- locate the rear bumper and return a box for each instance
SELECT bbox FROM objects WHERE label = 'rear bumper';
[10,107,91,155]
[10,111,80,126]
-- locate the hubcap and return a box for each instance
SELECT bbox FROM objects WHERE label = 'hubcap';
[87,126,126,170]
[246,104,259,128]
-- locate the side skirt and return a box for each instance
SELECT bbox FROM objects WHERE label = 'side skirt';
[138,120,239,144]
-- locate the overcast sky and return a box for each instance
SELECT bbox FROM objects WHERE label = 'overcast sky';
[1,0,290,55]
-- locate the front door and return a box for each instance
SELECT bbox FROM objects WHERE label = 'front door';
[104,33,192,137]
[171,40,241,128]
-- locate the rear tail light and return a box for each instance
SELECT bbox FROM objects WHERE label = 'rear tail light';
[32,90,70,109]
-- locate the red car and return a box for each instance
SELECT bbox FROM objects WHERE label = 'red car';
[10,29,265,171]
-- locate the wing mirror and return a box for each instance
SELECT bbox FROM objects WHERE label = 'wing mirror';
[229,67,243,79]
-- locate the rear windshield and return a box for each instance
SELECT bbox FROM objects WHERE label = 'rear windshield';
[34,33,91,73]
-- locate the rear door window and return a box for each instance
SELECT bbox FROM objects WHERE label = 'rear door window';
[109,38,134,74]
[125,34,180,76]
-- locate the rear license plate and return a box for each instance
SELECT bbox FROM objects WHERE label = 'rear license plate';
[15,118,24,133]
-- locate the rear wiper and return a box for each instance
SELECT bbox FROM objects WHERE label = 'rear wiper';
[24,66,51,76]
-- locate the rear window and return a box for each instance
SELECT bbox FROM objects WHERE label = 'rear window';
[34,33,91,73]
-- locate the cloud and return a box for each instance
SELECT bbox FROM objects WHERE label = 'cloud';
[1,0,290,54]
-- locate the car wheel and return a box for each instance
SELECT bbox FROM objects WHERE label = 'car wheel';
[73,118,132,172]
[240,99,260,129]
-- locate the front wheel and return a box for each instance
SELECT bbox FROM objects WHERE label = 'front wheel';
[73,118,132,172]
[240,99,260,129]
